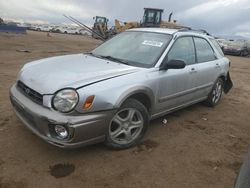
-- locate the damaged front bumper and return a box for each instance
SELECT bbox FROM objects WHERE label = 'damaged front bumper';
[9,84,116,148]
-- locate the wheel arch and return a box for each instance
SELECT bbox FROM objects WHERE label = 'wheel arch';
[219,74,226,83]
[115,87,155,114]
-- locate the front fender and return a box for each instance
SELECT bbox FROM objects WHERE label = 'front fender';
[75,83,155,114]
[114,86,155,109]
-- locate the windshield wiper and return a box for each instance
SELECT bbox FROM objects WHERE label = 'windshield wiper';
[85,52,97,57]
[86,53,130,65]
[100,55,130,65]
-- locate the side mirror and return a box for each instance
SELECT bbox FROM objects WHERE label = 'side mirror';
[160,59,186,70]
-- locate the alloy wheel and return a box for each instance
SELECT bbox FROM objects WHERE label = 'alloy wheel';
[212,81,222,104]
[109,108,144,145]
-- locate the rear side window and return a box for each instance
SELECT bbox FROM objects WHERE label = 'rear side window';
[194,37,216,63]
[168,37,196,65]
[210,38,224,57]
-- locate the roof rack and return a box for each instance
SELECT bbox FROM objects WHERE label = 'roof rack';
[178,28,211,36]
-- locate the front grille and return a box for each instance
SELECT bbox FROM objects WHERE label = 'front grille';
[17,81,43,105]
[11,97,36,128]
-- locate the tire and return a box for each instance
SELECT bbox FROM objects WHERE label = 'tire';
[239,50,248,57]
[240,51,245,56]
[234,150,250,188]
[105,98,149,149]
[205,78,223,107]
[243,50,248,57]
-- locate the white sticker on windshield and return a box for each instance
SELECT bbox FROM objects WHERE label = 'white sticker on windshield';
[142,40,163,47]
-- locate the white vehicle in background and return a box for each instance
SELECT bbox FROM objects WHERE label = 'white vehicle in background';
[41,25,54,32]
[216,39,228,49]
[79,29,91,36]
[52,26,81,34]
[65,27,81,34]
[32,24,43,31]
[32,24,53,32]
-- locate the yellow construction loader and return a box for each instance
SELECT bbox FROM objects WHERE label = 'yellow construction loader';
[113,8,189,34]
[89,8,189,40]
[92,16,109,39]
[141,8,188,29]
[114,19,139,33]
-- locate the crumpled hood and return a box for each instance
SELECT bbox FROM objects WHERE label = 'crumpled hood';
[18,54,141,94]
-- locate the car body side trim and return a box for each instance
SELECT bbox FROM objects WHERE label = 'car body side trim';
[152,96,207,119]
[158,82,213,103]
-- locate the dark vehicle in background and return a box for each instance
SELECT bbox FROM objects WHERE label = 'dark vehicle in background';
[235,150,250,188]
[223,40,250,56]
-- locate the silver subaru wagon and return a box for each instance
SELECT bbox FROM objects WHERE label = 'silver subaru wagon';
[10,28,232,149]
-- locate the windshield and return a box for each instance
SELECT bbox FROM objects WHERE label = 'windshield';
[91,31,172,68]
[96,17,106,23]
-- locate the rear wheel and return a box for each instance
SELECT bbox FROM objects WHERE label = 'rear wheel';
[205,78,223,107]
[240,50,248,56]
[105,99,149,149]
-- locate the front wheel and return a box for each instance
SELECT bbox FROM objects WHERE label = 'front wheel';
[205,78,223,107]
[105,99,149,149]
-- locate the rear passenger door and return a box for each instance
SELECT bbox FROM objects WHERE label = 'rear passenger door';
[192,37,221,98]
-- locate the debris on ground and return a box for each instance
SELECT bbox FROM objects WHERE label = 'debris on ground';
[228,134,237,138]
[202,117,208,121]
[162,118,168,126]
[16,49,31,53]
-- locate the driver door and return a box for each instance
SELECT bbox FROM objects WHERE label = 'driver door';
[156,36,198,112]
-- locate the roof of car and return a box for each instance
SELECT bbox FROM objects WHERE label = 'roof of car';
[128,28,179,34]
[128,28,214,38]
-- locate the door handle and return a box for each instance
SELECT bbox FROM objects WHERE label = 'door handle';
[215,63,220,69]
[189,68,197,74]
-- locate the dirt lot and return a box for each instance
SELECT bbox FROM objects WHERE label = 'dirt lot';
[0,31,250,188]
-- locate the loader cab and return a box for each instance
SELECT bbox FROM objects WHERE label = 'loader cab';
[92,16,109,39]
[141,8,163,27]
[94,16,108,25]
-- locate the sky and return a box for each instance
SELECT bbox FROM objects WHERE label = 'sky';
[0,0,250,38]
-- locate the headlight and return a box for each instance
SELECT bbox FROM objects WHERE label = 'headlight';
[53,89,79,113]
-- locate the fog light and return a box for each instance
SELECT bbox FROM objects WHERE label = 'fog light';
[54,125,68,139]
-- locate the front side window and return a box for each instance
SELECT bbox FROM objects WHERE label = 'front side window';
[92,31,172,68]
[167,37,196,65]
[194,37,216,63]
